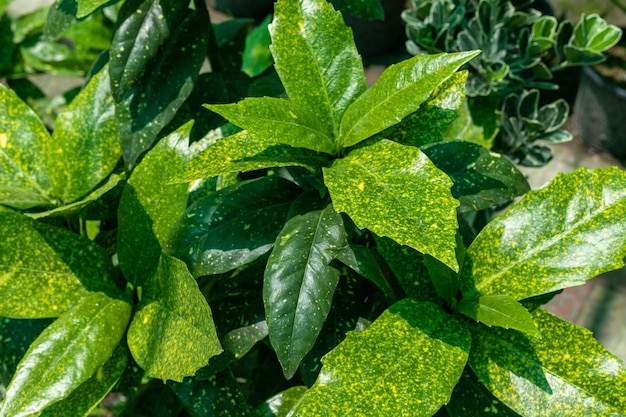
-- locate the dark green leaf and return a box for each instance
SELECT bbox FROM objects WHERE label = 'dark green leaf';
[255,386,308,417]
[222,320,268,360]
[44,0,78,40]
[0,84,55,209]
[40,344,129,417]
[324,139,460,271]
[330,0,384,20]
[470,308,626,415]
[206,97,336,154]
[76,0,115,18]
[264,203,348,379]
[118,123,190,286]
[462,167,626,301]
[127,254,223,382]
[422,141,530,212]
[48,65,121,204]
[0,292,132,417]
[166,176,301,277]
[424,254,459,305]
[119,379,184,417]
[0,211,116,318]
[296,299,471,416]
[455,294,539,337]
[338,51,480,148]
[445,96,500,148]
[271,0,366,137]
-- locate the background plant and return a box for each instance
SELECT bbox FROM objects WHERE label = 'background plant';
[1,0,626,416]
[402,0,622,166]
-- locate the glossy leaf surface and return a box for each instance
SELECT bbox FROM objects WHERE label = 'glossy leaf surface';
[264,203,347,379]
[271,0,366,136]
[0,292,131,417]
[338,51,479,148]
[127,254,222,382]
[48,66,120,204]
[118,123,190,286]
[296,299,471,416]
[0,84,55,209]
[0,211,115,318]
[255,386,308,417]
[325,139,459,271]
[167,176,301,277]
[470,308,626,415]
[462,167,626,300]
[76,0,113,18]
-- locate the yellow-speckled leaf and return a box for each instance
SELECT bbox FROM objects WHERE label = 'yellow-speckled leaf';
[256,386,308,417]
[0,211,116,318]
[174,130,329,183]
[0,292,132,417]
[127,254,223,382]
[118,123,191,286]
[48,65,121,204]
[462,167,626,300]
[338,51,480,148]
[324,139,460,271]
[270,0,366,136]
[206,97,335,154]
[296,299,471,417]
[40,344,128,417]
[469,308,626,416]
[0,84,55,209]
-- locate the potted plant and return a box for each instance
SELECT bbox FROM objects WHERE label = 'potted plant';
[1,0,626,416]
[402,0,621,167]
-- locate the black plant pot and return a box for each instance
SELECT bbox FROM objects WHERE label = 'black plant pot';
[573,65,626,157]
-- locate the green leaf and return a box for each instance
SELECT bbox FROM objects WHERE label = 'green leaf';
[264,203,348,379]
[424,254,459,305]
[0,211,116,318]
[338,51,480,148]
[445,96,500,148]
[462,167,626,301]
[422,141,530,213]
[166,176,301,277]
[255,386,308,417]
[325,139,460,271]
[296,299,471,417]
[127,254,223,382]
[117,123,191,286]
[206,97,336,154]
[270,0,365,137]
[44,0,78,41]
[109,0,189,101]
[455,295,539,337]
[169,370,252,417]
[0,84,55,209]
[222,320,268,360]
[470,308,626,415]
[176,130,330,183]
[48,65,121,204]
[76,0,114,18]
[242,14,273,78]
[0,292,132,417]
[40,344,128,417]
[116,8,207,168]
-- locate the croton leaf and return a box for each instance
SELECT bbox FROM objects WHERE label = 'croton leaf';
[338,51,480,148]
[264,203,348,379]
[109,0,189,101]
[40,344,128,417]
[270,0,366,137]
[296,299,471,416]
[0,211,116,318]
[48,65,121,204]
[116,8,207,168]
[127,254,223,382]
[461,167,626,301]
[255,386,308,417]
[325,139,460,271]
[206,97,336,154]
[117,122,191,287]
[422,141,530,212]
[0,292,132,417]
[166,175,301,277]
[175,130,330,183]
[470,308,626,415]
[0,84,55,209]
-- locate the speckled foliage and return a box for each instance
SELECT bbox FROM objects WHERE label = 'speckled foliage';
[1,0,626,415]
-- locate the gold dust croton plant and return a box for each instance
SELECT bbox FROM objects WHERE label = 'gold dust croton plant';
[1,0,626,415]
